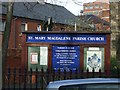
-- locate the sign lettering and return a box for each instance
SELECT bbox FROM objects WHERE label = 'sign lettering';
[52,46,80,71]
[27,33,106,43]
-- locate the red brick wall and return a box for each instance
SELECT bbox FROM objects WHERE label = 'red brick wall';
[1,15,72,48]
[102,10,110,22]
[8,18,39,48]
[2,15,75,70]
[83,2,110,22]
[6,49,22,69]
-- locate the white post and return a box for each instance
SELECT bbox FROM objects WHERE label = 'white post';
[75,23,77,31]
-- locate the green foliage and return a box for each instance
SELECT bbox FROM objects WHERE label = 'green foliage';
[110,57,120,76]
[110,57,119,69]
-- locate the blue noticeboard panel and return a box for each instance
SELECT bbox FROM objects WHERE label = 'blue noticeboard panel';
[52,45,80,71]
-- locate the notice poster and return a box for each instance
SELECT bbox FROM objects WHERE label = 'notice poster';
[86,50,102,72]
[30,52,38,64]
[52,45,80,71]
[40,47,48,65]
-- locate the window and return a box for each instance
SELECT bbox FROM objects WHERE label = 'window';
[28,46,48,71]
[95,5,99,9]
[59,83,120,90]
[84,47,104,72]
[100,5,102,9]
[61,28,65,31]
[37,24,42,31]
[0,20,5,31]
[89,6,93,9]
[85,6,88,10]
[99,11,102,15]
[94,11,99,15]
[21,22,28,32]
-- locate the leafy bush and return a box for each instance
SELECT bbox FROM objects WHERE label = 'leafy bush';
[110,57,120,76]
[110,57,119,69]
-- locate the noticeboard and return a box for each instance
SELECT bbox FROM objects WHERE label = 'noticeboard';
[52,45,80,71]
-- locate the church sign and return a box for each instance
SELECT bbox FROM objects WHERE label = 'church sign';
[22,31,110,73]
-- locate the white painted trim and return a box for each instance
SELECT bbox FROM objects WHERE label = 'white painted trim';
[102,17,109,18]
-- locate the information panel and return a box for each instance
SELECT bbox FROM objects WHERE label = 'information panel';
[52,45,80,71]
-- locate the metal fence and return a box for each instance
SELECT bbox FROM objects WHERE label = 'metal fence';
[3,67,120,90]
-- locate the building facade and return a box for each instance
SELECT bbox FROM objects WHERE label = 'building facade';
[110,0,120,58]
[1,2,90,49]
[1,2,91,69]
[95,0,109,4]
[83,1,110,22]
[83,1,110,31]
[79,14,110,31]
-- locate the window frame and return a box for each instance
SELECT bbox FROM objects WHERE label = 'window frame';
[37,24,42,31]
[1,20,6,31]
[21,22,28,32]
